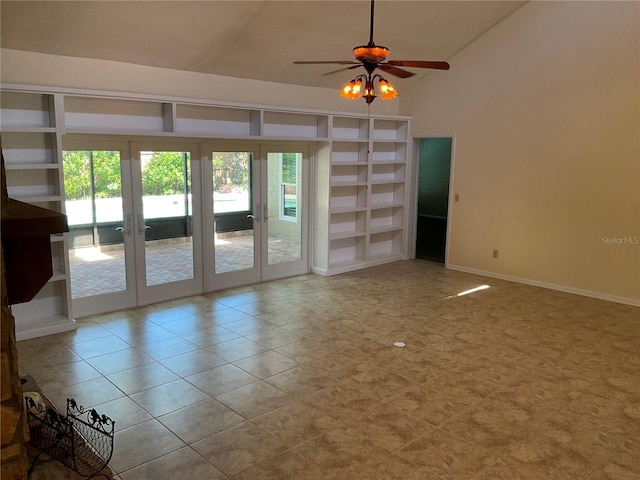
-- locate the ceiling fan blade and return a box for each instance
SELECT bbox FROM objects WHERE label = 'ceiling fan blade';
[293,61,358,65]
[378,65,415,79]
[386,60,450,70]
[323,65,362,76]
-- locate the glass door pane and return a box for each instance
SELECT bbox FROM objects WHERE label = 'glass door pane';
[63,149,128,298]
[266,152,303,265]
[211,151,255,274]
[139,150,195,286]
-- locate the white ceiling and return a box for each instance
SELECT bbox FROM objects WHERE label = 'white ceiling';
[1,1,526,90]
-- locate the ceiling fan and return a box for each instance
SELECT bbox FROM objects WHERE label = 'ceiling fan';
[294,0,449,103]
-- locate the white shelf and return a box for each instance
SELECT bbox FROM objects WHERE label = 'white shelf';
[4,163,60,170]
[371,142,407,163]
[64,96,169,133]
[330,184,367,210]
[330,210,366,237]
[369,230,404,258]
[370,182,405,208]
[262,111,328,139]
[15,314,76,342]
[372,119,408,141]
[330,205,367,214]
[330,141,369,164]
[176,104,260,137]
[0,91,55,129]
[331,116,369,140]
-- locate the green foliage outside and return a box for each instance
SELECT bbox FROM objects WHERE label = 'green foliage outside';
[212,151,250,192]
[141,151,189,196]
[63,150,121,200]
[64,150,248,200]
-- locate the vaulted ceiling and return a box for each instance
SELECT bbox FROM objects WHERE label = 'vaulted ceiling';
[1,1,526,90]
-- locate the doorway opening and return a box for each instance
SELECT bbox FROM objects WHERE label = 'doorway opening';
[416,137,452,263]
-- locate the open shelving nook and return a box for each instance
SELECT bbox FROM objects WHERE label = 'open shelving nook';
[1,84,411,337]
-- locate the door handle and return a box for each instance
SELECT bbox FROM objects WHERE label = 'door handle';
[248,204,260,222]
[116,214,133,236]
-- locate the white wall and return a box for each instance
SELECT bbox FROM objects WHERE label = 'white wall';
[0,49,399,116]
[402,1,640,303]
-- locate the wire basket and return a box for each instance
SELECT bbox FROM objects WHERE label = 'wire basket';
[26,397,115,479]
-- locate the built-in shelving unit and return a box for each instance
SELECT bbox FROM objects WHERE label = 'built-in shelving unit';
[1,85,410,337]
[313,115,410,275]
[0,90,74,340]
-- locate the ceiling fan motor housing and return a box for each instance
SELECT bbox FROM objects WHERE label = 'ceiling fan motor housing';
[353,43,389,63]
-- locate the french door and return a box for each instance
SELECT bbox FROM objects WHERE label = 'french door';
[204,143,310,290]
[63,138,203,317]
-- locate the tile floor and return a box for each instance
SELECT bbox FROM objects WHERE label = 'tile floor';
[17,260,640,479]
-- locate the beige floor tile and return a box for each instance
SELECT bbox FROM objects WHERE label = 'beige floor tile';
[86,348,155,375]
[139,307,196,325]
[252,400,342,447]
[345,401,433,451]
[120,447,225,480]
[157,315,218,336]
[57,323,114,345]
[215,380,291,418]
[440,392,538,448]
[246,326,304,349]
[205,337,270,362]
[136,336,199,361]
[220,316,279,336]
[68,335,132,359]
[264,364,337,398]
[192,422,287,476]
[107,362,180,395]
[342,367,416,402]
[178,325,240,348]
[301,384,381,423]
[185,363,258,397]
[292,427,393,479]
[34,359,102,390]
[501,436,595,480]
[130,378,210,417]
[158,349,227,377]
[158,398,244,444]
[232,350,298,378]
[397,426,498,479]
[231,450,327,480]
[18,341,82,372]
[112,324,176,347]
[389,382,474,427]
[538,409,627,462]
[111,419,185,474]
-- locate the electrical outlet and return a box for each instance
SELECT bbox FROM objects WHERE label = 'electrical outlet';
[454,193,459,202]
[493,250,499,258]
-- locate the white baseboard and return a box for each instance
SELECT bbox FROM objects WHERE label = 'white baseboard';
[446,264,640,307]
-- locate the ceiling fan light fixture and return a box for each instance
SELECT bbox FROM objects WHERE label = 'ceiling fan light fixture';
[379,78,398,100]
[362,78,377,104]
[353,44,389,63]
[341,77,364,100]
[339,74,397,104]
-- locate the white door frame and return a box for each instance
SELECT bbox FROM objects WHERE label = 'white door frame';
[203,141,311,291]
[129,141,204,305]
